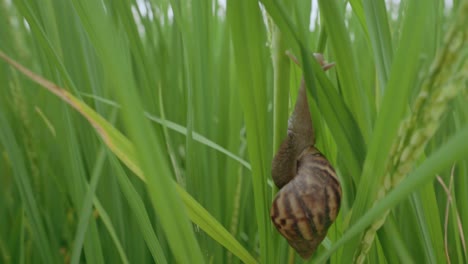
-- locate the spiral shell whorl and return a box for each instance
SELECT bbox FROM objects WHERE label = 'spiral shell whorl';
[271,146,342,259]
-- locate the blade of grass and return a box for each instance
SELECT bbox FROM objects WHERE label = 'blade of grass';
[70,146,108,264]
[362,0,394,91]
[227,1,272,263]
[78,92,252,170]
[107,153,169,264]
[317,0,372,140]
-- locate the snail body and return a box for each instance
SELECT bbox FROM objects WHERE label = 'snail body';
[270,56,342,259]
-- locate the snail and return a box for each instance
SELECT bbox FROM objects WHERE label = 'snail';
[270,54,342,259]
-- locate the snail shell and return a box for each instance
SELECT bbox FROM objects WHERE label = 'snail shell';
[270,57,342,259]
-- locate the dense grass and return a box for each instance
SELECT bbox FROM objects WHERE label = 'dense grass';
[0,0,467,263]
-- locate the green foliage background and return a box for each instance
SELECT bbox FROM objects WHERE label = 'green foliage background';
[0,0,467,263]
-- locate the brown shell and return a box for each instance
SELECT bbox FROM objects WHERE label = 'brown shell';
[271,146,341,259]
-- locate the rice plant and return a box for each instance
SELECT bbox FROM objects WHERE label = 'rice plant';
[0,0,467,263]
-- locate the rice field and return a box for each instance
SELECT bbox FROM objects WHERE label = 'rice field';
[0,0,467,263]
